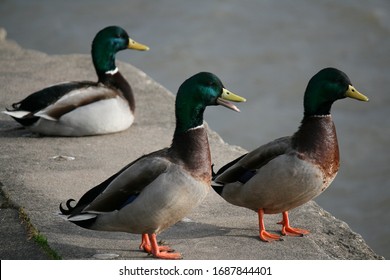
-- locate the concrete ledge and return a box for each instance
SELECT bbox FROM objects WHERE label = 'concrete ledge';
[0,29,383,260]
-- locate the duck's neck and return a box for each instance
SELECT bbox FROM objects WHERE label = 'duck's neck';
[170,124,212,183]
[96,69,135,113]
[91,46,135,111]
[92,43,117,74]
[292,115,340,176]
[174,103,205,136]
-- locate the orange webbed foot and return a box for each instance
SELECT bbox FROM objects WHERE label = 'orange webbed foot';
[257,209,282,242]
[281,225,310,236]
[152,250,182,260]
[139,234,174,253]
[278,211,310,237]
[141,233,182,260]
[259,229,282,242]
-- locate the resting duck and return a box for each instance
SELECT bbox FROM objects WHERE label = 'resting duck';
[3,26,149,136]
[59,72,246,259]
[212,67,368,242]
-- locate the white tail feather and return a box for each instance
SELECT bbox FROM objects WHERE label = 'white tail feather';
[68,213,97,221]
[2,110,31,119]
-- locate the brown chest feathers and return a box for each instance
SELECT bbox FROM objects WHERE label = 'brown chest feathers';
[100,71,135,112]
[169,126,212,184]
[292,115,340,179]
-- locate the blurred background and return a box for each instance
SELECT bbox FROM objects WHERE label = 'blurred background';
[1,0,389,258]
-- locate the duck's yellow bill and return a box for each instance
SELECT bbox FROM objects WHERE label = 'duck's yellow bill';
[221,88,246,102]
[346,85,369,101]
[217,88,246,112]
[128,38,150,51]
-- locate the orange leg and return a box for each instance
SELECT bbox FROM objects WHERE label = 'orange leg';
[257,209,282,242]
[139,233,152,252]
[278,211,310,236]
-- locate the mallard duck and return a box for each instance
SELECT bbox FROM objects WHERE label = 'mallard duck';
[3,26,149,136]
[59,72,246,259]
[212,67,368,242]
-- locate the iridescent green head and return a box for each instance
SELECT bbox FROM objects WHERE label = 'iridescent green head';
[174,72,246,135]
[91,26,149,74]
[303,67,369,116]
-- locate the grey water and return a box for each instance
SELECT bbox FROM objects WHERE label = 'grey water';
[1,0,389,258]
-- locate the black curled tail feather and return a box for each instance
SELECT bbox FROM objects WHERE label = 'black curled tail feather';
[11,102,22,110]
[59,199,76,215]
[58,171,119,218]
[59,198,98,229]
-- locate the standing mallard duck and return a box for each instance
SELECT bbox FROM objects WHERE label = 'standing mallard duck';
[212,68,368,242]
[3,26,149,136]
[60,72,246,259]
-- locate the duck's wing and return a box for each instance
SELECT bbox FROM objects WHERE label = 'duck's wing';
[32,83,119,121]
[4,81,117,122]
[213,136,291,184]
[12,82,96,111]
[61,150,171,217]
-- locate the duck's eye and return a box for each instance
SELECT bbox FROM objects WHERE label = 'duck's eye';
[116,33,126,39]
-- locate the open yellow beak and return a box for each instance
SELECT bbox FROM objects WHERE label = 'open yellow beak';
[128,38,150,51]
[217,88,246,112]
[346,85,369,101]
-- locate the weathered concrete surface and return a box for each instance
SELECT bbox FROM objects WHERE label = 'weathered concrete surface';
[0,29,383,260]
